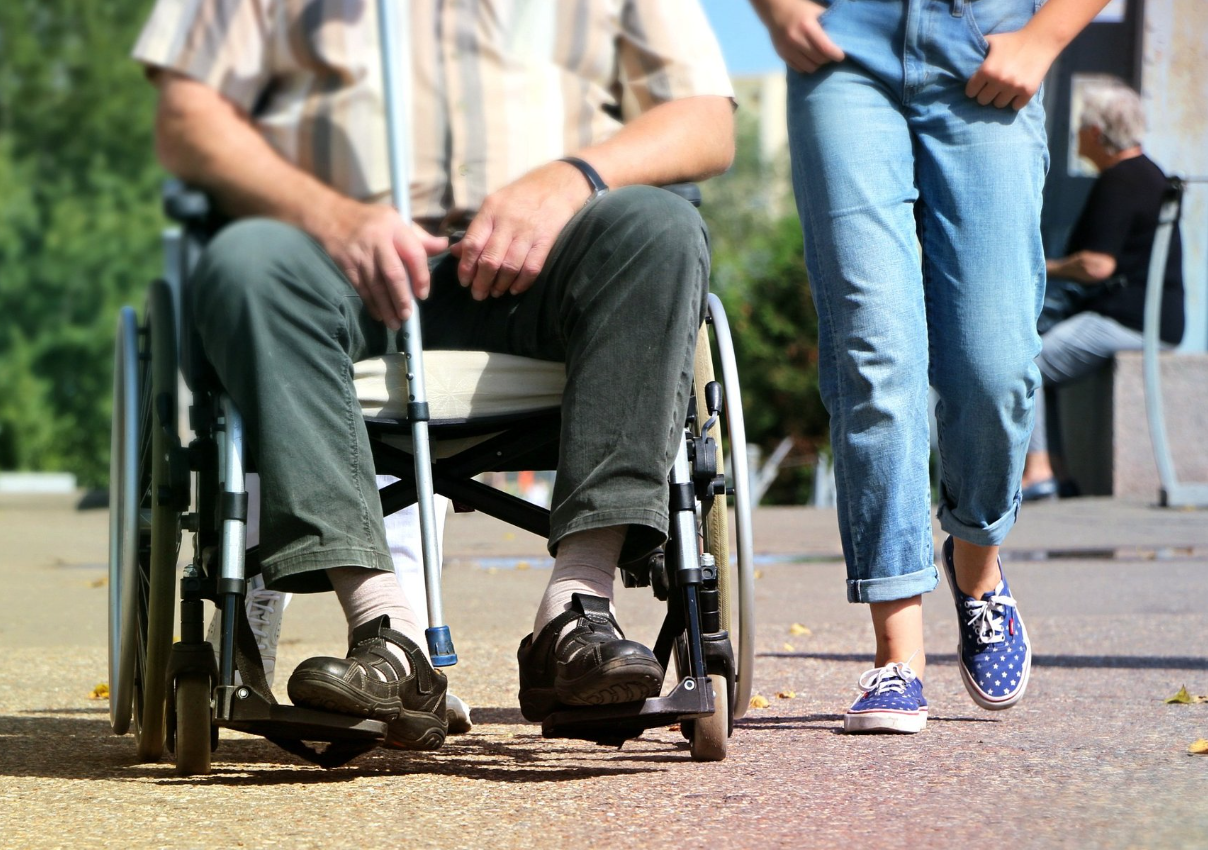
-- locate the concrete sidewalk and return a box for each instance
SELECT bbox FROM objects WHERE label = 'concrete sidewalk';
[1,494,1205,849]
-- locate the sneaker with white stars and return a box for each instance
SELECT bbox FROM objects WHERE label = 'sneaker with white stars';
[941,536,1032,711]
[843,659,928,734]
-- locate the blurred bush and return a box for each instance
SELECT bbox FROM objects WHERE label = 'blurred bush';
[0,0,160,487]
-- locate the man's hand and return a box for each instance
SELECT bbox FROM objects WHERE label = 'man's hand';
[318,202,448,329]
[966,29,1058,110]
[752,0,844,74]
[1046,250,1117,283]
[450,161,591,301]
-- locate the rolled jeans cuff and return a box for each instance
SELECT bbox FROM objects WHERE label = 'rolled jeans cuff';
[847,564,939,604]
[937,494,1021,549]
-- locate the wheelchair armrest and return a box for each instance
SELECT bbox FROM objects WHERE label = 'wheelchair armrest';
[661,183,702,208]
[162,178,230,237]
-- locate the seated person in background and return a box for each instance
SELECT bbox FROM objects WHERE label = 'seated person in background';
[1021,78,1184,501]
[133,0,735,748]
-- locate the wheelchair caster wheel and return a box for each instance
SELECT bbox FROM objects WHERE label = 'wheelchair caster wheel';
[687,673,729,762]
[174,673,213,776]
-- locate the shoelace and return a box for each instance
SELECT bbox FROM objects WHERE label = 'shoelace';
[962,592,1017,646]
[245,587,282,656]
[857,653,919,697]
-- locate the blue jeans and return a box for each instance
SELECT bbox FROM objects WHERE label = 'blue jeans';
[787,0,1048,603]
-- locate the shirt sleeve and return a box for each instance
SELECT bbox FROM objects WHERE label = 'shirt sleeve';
[616,0,735,119]
[1067,169,1136,261]
[131,0,274,114]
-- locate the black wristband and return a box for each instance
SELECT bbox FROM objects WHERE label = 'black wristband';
[558,156,609,202]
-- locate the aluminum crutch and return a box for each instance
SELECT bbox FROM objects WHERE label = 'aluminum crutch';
[377,0,457,665]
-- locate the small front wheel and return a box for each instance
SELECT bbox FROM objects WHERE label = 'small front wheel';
[688,673,730,762]
[173,673,213,776]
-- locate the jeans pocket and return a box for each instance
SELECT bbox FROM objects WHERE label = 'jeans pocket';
[965,0,1040,48]
[817,0,852,24]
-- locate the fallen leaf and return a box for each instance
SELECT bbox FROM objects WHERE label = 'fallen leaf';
[749,694,769,709]
[789,623,812,637]
[668,724,681,732]
[89,577,107,588]
[754,570,764,580]
[89,683,109,700]
[777,690,796,700]
[1189,739,1208,755]
[783,642,795,652]
[515,561,530,571]
[1165,685,1208,704]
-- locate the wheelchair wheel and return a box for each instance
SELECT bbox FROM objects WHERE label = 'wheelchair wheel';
[109,280,182,760]
[109,308,139,734]
[689,673,729,762]
[696,294,756,718]
[173,672,213,776]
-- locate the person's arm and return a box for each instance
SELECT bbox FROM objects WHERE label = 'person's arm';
[153,71,446,330]
[1046,251,1117,284]
[967,0,1113,109]
[747,0,844,74]
[451,94,735,301]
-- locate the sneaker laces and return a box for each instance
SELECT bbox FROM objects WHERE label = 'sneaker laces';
[961,588,1016,647]
[857,652,919,696]
[245,586,283,660]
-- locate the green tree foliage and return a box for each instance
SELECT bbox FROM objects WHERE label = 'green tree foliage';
[701,112,829,504]
[0,0,161,486]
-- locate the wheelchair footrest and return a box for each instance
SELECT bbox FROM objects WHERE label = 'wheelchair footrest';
[218,685,388,743]
[541,676,714,747]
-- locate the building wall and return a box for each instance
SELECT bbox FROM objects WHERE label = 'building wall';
[1142,0,1208,351]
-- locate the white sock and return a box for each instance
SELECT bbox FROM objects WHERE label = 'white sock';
[326,566,430,674]
[533,526,626,636]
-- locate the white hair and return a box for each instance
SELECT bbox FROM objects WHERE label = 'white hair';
[1079,78,1146,154]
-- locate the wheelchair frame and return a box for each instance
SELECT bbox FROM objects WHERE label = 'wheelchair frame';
[107,188,757,774]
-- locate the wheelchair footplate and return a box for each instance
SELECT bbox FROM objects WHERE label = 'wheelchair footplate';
[541,675,714,748]
[215,684,388,768]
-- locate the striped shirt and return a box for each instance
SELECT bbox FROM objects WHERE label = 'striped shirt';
[133,0,733,220]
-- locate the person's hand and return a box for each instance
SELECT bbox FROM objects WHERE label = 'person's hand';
[966,29,1058,110]
[318,202,448,330]
[758,0,844,74]
[450,161,591,300]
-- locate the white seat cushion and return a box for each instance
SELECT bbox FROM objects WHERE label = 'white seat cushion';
[355,351,565,424]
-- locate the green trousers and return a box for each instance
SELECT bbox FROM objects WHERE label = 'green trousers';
[191,186,710,592]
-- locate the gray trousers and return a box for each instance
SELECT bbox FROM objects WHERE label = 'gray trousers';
[191,187,709,593]
[1029,311,1150,455]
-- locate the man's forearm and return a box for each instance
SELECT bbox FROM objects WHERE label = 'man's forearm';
[1046,250,1117,283]
[154,71,358,244]
[572,96,735,190]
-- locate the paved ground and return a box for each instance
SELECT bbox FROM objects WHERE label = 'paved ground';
[1,494,1206,849]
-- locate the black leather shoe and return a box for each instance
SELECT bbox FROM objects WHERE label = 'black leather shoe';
[287,614,447,750]
[516,593,663,722]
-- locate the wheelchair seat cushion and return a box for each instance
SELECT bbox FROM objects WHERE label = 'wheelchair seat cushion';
[355,351,565,426]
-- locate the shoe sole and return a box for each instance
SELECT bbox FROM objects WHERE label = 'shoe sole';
[287,671,401,721]
[519,656,663,722]
[383,706,447,751]
[843,708,928,734]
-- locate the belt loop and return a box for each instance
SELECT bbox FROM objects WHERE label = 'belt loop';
[952,0,965,15]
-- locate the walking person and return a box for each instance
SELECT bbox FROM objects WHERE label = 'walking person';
[749,0,1111,732]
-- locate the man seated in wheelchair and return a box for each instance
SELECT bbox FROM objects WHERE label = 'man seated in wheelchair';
[133,1,735,747]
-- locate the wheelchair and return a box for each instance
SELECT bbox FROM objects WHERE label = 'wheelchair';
[108,181,756,775]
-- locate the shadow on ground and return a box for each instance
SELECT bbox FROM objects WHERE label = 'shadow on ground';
[0,708,689,786]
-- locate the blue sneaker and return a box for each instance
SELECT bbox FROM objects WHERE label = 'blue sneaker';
[941,536,1032,710]
[843,659,927,734]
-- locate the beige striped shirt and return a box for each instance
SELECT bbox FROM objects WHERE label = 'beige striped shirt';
[133,0,733,220]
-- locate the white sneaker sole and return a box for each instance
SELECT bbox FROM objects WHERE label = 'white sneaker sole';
[844,708,927,734]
